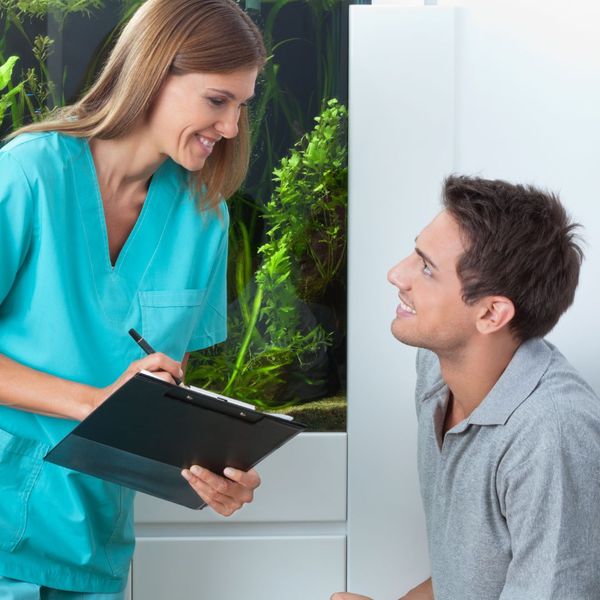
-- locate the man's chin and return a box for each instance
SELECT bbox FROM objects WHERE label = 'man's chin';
[390,321,421,348]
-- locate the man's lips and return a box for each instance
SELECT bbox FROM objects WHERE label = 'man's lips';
[397,295,416,315]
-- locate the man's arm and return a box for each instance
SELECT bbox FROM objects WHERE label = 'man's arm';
[330,577,433,600]
[400,578,433,599]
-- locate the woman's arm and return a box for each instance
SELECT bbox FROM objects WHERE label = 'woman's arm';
[0,351,183,421]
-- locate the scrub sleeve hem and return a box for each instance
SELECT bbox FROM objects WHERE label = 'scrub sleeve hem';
[0,558,127,595]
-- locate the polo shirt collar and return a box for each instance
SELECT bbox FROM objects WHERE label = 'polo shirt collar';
[467,337,553,426]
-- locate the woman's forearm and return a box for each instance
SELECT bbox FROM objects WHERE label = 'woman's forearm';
[0,353,98,421]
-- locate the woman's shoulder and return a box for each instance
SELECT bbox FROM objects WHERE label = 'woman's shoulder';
[1,131,86,168]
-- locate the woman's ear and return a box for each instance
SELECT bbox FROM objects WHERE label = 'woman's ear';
[475,296,515,335]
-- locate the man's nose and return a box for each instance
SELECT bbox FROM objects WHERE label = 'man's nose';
[387,256,411,289]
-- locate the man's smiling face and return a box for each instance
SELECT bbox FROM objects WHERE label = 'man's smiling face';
[387,210,483,356]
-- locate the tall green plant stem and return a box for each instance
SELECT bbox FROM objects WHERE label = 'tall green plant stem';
[223,285,264,394]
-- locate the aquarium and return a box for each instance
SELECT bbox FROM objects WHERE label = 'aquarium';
[1,0,370,430]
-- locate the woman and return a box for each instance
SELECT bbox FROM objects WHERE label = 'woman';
[0,0,266,597]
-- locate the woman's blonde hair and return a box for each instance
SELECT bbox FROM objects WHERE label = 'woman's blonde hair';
[12,0,266,208]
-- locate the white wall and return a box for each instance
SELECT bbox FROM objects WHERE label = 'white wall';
[348,2,600,599]
[448,0,600,385]
[348,7,455,599]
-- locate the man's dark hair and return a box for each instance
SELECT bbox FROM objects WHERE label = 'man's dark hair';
[443,175,584,342]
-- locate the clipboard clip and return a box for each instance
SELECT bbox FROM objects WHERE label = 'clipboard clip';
[164,390,264,424]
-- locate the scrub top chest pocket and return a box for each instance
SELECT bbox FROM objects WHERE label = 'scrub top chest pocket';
[138,289,207,361]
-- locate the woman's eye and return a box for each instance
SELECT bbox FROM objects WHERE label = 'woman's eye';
[208,97,226,107]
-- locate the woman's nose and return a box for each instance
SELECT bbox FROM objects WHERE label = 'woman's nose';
[216,108,240,139]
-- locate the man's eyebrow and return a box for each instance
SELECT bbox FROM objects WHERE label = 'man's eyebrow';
[414,236,439,270]
[207,88,255,102]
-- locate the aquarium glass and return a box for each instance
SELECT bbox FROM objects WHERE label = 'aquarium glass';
[0,0,367,430]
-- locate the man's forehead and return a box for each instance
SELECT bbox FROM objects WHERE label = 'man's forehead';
[416,211,465,261]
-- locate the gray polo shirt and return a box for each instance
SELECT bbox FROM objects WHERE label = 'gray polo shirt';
[416,338,600,600]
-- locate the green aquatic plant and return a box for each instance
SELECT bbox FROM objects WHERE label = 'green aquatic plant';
[0,0,103,23]
[268,98,347,301]
[0,56,24,129]
[187,99,348,409]
[0,0,104,126]
[225,2,349,366]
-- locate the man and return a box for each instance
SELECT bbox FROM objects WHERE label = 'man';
[333,176,600,599]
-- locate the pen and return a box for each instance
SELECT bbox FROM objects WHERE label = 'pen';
[128,328,183,385]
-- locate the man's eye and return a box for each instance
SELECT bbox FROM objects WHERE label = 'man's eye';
[422,261,432,276]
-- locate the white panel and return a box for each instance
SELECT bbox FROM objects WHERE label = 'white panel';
[373,0,425,6]
[135,432,346,523]
[348,6,455,599]
[133,536,345,600]
[125,572,131,600]
[452,0,600,393]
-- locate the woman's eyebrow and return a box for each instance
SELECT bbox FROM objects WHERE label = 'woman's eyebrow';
[207,88,255,102]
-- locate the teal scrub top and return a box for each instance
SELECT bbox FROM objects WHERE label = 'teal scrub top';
[0,132,228,592]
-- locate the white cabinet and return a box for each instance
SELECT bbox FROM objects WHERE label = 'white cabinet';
[131,432,347,600]
[133,536,345,600]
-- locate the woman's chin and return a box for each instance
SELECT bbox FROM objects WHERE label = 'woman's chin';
[175,154,207,172]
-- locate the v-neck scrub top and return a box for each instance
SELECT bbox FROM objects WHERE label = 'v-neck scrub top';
[0,132,228,592]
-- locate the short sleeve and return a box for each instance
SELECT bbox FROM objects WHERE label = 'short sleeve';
[0,151,35,306]
[498,432,600,598]
[187,202,229,352]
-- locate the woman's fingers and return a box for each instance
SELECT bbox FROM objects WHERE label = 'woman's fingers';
[95,352,183,411]
[181,466,261,517]
[132,352,183,381]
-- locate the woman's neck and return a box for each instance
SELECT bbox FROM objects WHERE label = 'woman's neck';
[89,130,166,200]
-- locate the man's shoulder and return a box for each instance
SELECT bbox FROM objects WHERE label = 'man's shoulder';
[516,342,599,419]
[505,341,600,458]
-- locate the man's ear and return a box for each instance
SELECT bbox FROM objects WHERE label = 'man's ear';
[475,296,515,335]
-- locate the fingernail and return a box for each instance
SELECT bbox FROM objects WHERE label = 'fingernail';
[179,369,184,378]
[181,469,190,480]
[224,467,235,478]
[191,465,203,476]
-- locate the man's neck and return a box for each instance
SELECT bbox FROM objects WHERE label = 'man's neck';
[439,334,520,422]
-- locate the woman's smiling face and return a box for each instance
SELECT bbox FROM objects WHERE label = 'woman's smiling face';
[145,68,257,172]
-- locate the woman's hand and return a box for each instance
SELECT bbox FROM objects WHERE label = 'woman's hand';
[181,465,261,517]
[87,352,184,418]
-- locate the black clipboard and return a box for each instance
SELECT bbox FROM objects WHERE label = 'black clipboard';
[44,372,305,509]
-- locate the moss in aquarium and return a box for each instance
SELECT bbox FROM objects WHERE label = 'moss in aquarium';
[269,395,347,432]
